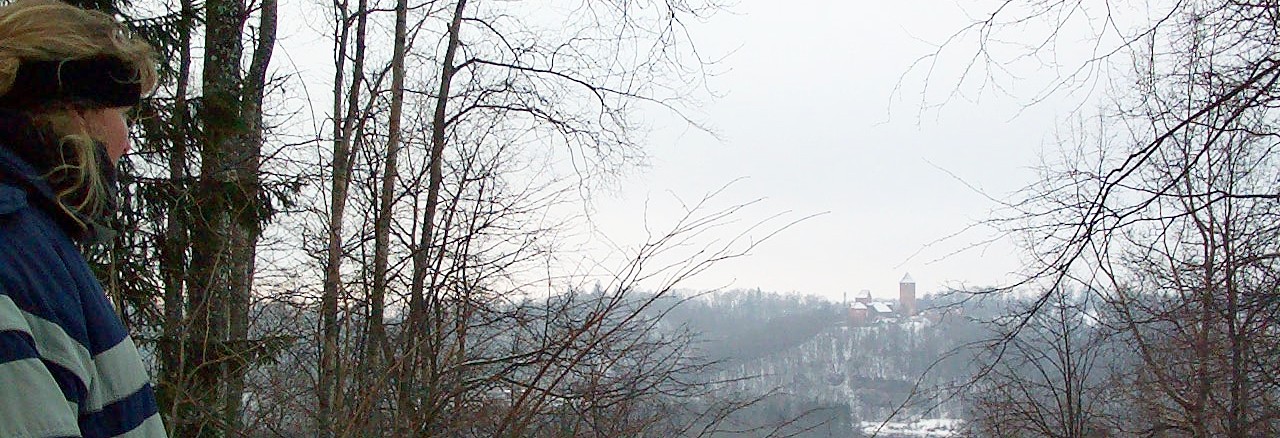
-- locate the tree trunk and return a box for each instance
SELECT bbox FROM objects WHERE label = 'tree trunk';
[402,1,467,432]
[318,0,348,434]
[156,0,193,428]
[182,0,255,433]
[221,0,275,434]
[319,0,369,434]
[364,0,407,431]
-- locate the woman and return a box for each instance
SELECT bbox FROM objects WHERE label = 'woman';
[0,0,166,436]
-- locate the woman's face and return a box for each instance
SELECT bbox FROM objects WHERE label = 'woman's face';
[81,107,131,163]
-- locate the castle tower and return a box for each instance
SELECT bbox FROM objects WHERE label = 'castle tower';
[899,273,917,317]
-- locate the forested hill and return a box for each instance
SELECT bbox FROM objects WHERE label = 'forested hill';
[666,290,840,363]
[655,289,994,437]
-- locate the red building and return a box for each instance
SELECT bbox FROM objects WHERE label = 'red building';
[848,302,869,326]
[899,273,917,317]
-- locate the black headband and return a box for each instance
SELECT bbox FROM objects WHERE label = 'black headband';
[0,55,142,109]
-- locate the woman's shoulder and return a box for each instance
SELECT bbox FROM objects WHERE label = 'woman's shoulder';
[0,178,73,262]
[0,182,25,216]
[0,176,111,338]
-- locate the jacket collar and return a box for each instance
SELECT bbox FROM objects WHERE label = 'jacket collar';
[0,110,113,243]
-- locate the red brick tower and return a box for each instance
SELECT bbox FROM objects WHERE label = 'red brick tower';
[899,273,917,317]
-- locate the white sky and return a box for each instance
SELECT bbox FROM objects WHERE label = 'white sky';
[579,0,1097,300]
[267,0,1107,302]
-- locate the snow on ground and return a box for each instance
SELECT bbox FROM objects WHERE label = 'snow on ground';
[859,418,964,437]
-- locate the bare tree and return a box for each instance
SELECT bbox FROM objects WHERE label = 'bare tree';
[929,2,1280,436]
[178,0,279,431]
[967,290,1121,437]
[317,0,374,432]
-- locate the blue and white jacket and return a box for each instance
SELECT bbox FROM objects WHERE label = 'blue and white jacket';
[0,123,166,437]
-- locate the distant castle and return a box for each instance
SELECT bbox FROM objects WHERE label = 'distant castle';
[844,273,917,326]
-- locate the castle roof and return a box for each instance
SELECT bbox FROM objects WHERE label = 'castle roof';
[901,273,914,284]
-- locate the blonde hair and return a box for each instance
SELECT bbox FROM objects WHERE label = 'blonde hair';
[0,0,156,227]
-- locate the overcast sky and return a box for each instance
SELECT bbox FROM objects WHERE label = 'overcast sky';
[579,0,1093,300]
[270,0,1101,301]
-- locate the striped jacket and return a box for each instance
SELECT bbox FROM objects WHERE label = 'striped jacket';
[0,139,166,437]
